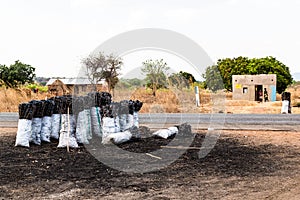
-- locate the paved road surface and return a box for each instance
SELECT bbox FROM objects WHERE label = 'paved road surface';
[1,112,299,131]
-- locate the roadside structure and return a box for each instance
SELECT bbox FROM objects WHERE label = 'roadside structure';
[232,74,277,102]
[46,78,107,96]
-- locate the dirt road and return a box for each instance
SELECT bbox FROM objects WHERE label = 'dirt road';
[1,128,300,199]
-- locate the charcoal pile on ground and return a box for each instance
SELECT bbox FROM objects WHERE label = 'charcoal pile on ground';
[14,92,145,149]
[2,127,300,199]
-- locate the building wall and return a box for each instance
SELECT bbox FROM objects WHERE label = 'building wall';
[232,74,277,101]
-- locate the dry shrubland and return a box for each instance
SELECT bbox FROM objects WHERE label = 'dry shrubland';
[0,88,49,112]
[1,85,300,114]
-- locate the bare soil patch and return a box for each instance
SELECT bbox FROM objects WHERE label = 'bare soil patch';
[1,128,300,199]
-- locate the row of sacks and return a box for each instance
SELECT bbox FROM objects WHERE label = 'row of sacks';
[15,92,143,148]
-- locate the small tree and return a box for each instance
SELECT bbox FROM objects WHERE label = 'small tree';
[168,71,196,89]
[202,65,224,92]
[104,54,123,93]
[82,52,122,94]
[141,59,169,96]
[0,60,35,88]
[168,73,189,90]
[179,71,196,85]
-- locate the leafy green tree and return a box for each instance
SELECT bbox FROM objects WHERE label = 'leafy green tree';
[202,65,224,92]
[248,57,293,94]
[82,52,123,94]
[0,60,36,88]
[141,59,169,96]
[215,56,250,91]
[204,56,293,93]
[168,71,196,89]
[179,71,196,84]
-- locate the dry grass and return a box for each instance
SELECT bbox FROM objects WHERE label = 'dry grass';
[287,84,300,107]
[129,88,180,113]
[0,87,48,112]
[1,85,300,114]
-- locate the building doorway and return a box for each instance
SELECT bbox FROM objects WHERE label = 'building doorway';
[255,85,263,102]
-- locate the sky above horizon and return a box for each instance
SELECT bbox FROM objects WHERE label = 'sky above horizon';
[1,0,300,81]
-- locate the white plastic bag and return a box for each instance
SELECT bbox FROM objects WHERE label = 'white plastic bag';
[153,129,171,139]
[126,114,134,130]
[58,114,78,148]
[102,117,115,139]
[153,126,178,139]
[30,118,42,145]
[119,114,127,132]
[40,116,52,142]
[133,112,139,128]
[102,130,132,144]
[90,107,102,137]
[15,119,32,147]
[281,100,289,114]
[114,116,120,133]
[75,111,89,144]
[168,126,178,135]
[50,114,61,140]
[84,109,92,140]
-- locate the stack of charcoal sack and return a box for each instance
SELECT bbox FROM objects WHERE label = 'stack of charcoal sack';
[15,92,143,148]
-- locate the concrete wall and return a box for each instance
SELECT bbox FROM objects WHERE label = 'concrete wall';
[232,74,277,102]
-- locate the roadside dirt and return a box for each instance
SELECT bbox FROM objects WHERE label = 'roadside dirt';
[1,127,300,199]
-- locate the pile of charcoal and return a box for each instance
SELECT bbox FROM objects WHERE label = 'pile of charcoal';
[15,92,143,148]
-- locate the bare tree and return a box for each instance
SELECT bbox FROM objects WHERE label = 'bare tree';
[105,54,123,94]
[82,52,122,94]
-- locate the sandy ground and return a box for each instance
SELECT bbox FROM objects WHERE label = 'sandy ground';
[1,127,300,199]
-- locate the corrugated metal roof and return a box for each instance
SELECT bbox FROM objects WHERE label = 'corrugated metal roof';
[46,78,106,86]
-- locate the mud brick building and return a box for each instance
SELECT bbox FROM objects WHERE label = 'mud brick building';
[46,78,106,96]
[232,74,277,102]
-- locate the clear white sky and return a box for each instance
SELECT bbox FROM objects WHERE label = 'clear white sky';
[1,0,300,80]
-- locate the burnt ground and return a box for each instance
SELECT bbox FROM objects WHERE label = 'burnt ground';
[1,128,300,199]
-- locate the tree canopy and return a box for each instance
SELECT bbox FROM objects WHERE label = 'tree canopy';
[168,71,196,89]
[178,71,196,84]
[203,56,293,93]
[141,59,169,96]
[0,60,36,88]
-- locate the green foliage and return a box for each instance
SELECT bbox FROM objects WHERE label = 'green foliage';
[141,59,170,96]
[191,81,206,90]
[116,78,145,89]
[168,71,196,89]
[203,56,293,93]
[178,71,196,83]
[26,83,48,92]
[202,65,224,92]
[0,60,36,88]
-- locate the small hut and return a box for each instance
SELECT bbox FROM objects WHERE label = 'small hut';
[232,74,277,102]
[47,79,71,96]
[46,78,107,96]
